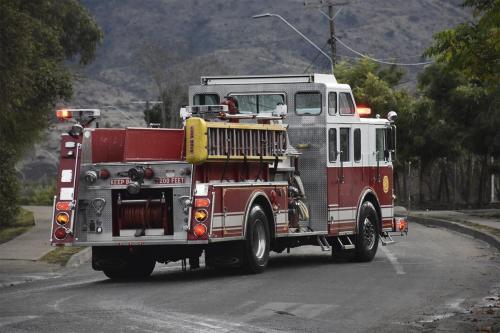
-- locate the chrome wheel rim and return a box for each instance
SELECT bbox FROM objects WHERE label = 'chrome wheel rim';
[252,220,266,260]
[363,218,376,250]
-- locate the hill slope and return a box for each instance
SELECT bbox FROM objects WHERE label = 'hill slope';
[19,0,469,184]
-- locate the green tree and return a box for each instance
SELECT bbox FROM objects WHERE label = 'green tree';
[0,0,102,225]
[423,0,500,204]
[426,0,499,86]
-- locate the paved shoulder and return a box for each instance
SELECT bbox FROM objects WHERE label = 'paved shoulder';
[0,206,53,261]
[409,209,500,251]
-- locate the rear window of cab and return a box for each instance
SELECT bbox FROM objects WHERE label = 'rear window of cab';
[295,92,321,115]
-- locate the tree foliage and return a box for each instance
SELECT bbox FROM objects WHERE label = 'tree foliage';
[398,0,499,205]
[426,0,499,86]
[335,59,406,117]
[0,0,102,225]
[424,0,500,156]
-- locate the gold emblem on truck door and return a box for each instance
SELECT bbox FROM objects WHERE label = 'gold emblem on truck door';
[383,176,389,194]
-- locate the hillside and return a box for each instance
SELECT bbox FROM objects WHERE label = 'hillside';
[19,0,470,185]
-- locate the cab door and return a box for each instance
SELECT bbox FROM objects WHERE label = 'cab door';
[327,126,340,227]
[338,126,355,228]
[326,91,339,232]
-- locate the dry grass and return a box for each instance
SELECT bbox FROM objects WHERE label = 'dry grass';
[40,246,85,266]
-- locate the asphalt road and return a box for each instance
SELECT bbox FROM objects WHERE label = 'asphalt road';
[0,223,498,332]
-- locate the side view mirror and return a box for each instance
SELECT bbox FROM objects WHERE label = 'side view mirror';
[384,125,397,161]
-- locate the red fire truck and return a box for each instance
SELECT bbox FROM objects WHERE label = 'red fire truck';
[51,74,406,279]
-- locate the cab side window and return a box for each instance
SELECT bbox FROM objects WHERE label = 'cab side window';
[339,92,355,115]
[354,128,361,162]
[328,92,337,115]
[376,128,387,161]
[328,128,337,162]
[340,128,350,162]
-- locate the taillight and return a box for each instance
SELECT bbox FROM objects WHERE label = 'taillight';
[398,219,407,232]
[194,198,210,208]
[56,212,70,225]
[193,224,207,237]
[56,201,71,210]
[54,227,68,240]
[194,209,208,222]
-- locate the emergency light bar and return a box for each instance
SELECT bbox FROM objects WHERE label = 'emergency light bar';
[56,108,101,122]
[56,108,101,137]
[356,105,371,117]
[56,109,101,122]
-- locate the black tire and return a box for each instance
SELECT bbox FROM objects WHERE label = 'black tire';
[103,256,155,280]
[242,205,270,274]
[355,201,380,262]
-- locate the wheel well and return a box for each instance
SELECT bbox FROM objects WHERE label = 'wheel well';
[362,192,382,231]
[251,195,275,240]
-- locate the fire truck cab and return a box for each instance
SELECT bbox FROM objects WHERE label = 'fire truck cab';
[51,74,405,279]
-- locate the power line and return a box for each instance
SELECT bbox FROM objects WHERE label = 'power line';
[334,36,434,66]
[303,41,330,73]
[337,53,430,62]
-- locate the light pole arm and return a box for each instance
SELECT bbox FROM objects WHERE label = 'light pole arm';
[253,13,334,74]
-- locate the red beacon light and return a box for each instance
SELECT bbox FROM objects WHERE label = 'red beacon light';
[356,105,372,118]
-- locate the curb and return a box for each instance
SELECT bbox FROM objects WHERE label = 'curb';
[409,215,500,252]
[65,247,91,268]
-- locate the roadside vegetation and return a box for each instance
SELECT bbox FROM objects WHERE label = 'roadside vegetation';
[0,208,35,244]
[0,1,102,229]
[40,246,85,266]
[20,183,56,206]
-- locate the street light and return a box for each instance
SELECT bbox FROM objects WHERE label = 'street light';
[252,13,334,74]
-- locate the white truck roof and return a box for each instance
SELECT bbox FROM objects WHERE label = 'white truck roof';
[200,73,338,85]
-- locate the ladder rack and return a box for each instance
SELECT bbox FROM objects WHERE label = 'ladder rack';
[185,118,287,164]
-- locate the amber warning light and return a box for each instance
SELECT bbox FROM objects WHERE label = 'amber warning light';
[356,105,372,117]
[56,109,72,120]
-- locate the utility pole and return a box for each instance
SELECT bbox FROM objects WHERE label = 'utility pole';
[328,4,336,66]
[304,0,348,69]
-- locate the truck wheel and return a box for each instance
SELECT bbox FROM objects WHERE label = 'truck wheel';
[355,201,379,262]
[103,257,155,280]
[242,205,270,274]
